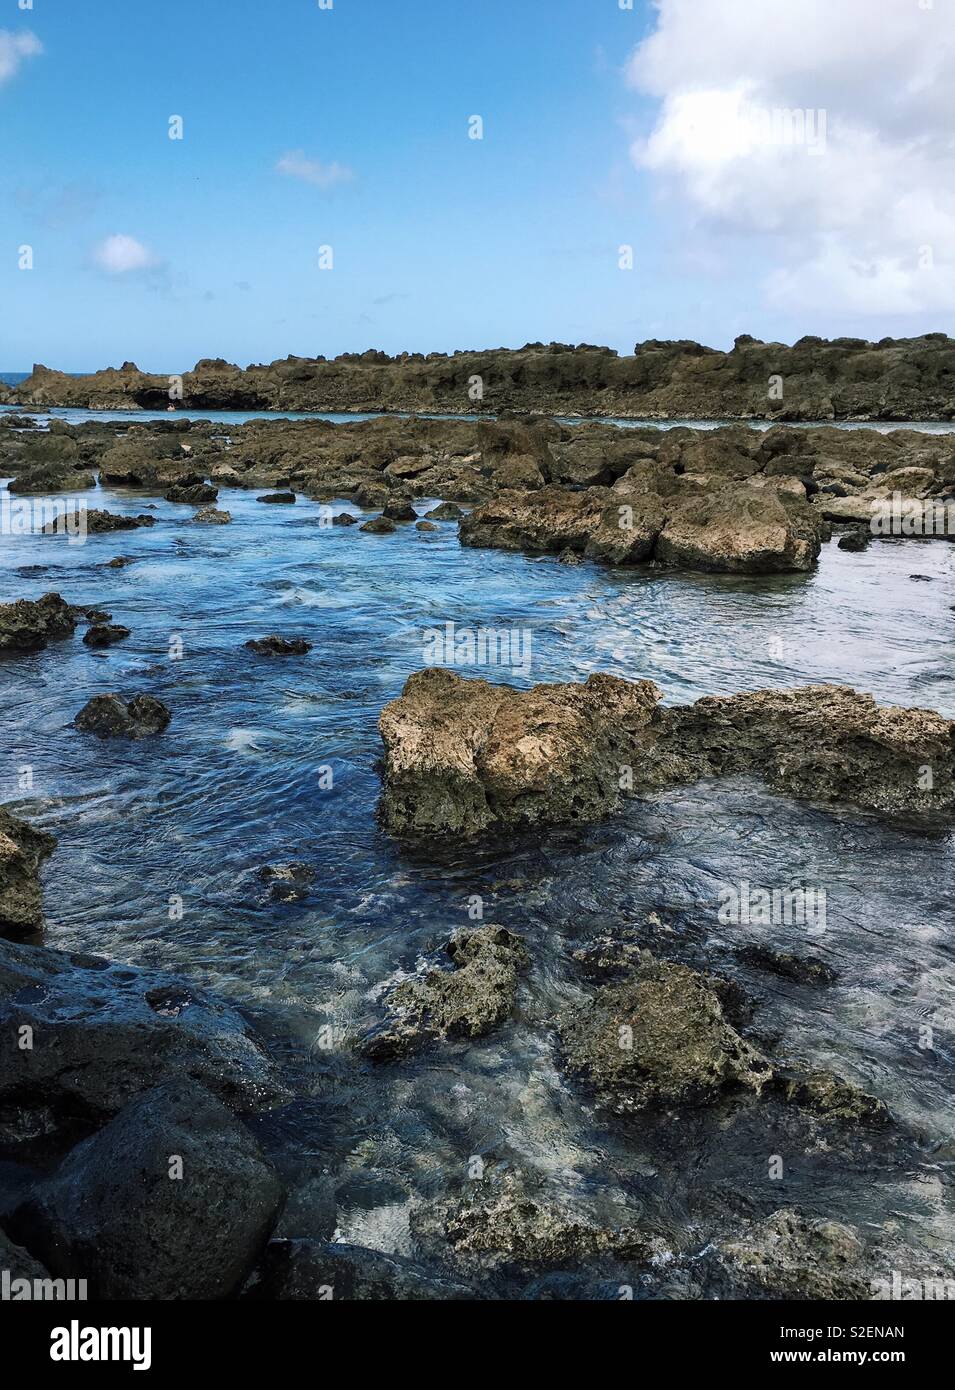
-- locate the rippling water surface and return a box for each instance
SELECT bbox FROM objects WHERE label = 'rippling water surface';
[1,477,954,1277]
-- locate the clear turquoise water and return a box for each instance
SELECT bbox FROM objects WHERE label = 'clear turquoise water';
[1,475,954,1278]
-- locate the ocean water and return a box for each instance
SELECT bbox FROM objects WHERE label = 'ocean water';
[3,385,955,434]
[1,478,954,1281]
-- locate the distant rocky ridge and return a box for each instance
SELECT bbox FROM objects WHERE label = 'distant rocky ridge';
[4,333,955,419]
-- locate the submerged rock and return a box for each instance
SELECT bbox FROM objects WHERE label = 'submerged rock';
[678,1209,955,1301]
[245,636,312,656]
[0,810,56,940]
[0,593,76,653]
[416,519,438,532]
[773,1070,889,1125]
[735,944,837,986]
[0,936,289,1132]
[360,925,529,1061]
[379,670,955,836]
[419,1171,655,1269]
[11,1080,284,1299]
[244,1239,472,1301]
[82,623,131,648]
[258,862,315,902]
[557,954,773,1114]
[74,693,171,738]
[257,491,296,504]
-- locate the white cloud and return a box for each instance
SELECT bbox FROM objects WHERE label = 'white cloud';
[275,150,356,189]
[92,234,159,275]
[627,0,955,316]
[0,29,42,84]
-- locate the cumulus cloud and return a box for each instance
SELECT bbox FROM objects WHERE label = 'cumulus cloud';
[627,0,955,316]
[92,234,160,275]
[0,29,42,84]
[275,150,356,189]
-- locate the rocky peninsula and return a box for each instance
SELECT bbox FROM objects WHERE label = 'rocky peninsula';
[5,332,955,420]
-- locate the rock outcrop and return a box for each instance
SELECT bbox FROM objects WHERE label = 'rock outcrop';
[558,955,773,1114]
[379,670,955,837]
[11,1080,284,1299]
[379,669,660,837]
[0,810,56,940]
[9,335,955,419]
[0,593,76,653]
[74,693,171,738]
[360,925,529,1061]
[0,936,288,1137]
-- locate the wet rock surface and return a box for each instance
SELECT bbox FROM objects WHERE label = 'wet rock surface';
[11,1079,285,1299]
[245,635,312,656]
[0,810,56,941]
[244,1238,473,1300]
[558,954,773,1113]
[82,622,130,648]
[258,862,315,902]
[415,1170,656,1269]
[0,936,289,1137]
[74,693,171,737]
[656,1208,955,1301]
[380,670,955,836]
[360,925,529,1061]
[0,592,76,653]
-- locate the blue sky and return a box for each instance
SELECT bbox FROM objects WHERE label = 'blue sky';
[1,0,952,371]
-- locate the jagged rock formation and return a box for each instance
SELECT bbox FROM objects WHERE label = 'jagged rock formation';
[379,670,955,837]
[5,334,955,418]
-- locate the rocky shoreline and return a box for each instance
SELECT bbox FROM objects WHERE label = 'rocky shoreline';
[3,409,955,579]
[2,404,954,1301]
[5,333,955,419]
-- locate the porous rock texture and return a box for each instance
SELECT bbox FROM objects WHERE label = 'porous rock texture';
[379,670,955,837]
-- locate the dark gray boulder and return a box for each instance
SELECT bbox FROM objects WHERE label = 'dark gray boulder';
[0,936,289,1132]
[82,623,131,648]
[11,1080,285,1299]
[74,693,171,737]
[0,593,76,653]
[245,636,311,656]
[244,1238,473,1301]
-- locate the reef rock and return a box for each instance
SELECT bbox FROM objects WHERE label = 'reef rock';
[379,668,660,837]
[379,672,955,836]
[0,936,288,1134]
[0,810,56,940]
[0,593,76,653]
[557,955,773,1114]
[360,925,529,1061]
[73,693,171,738]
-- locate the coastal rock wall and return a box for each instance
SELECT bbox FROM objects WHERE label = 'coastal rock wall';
[5,332,955,419]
